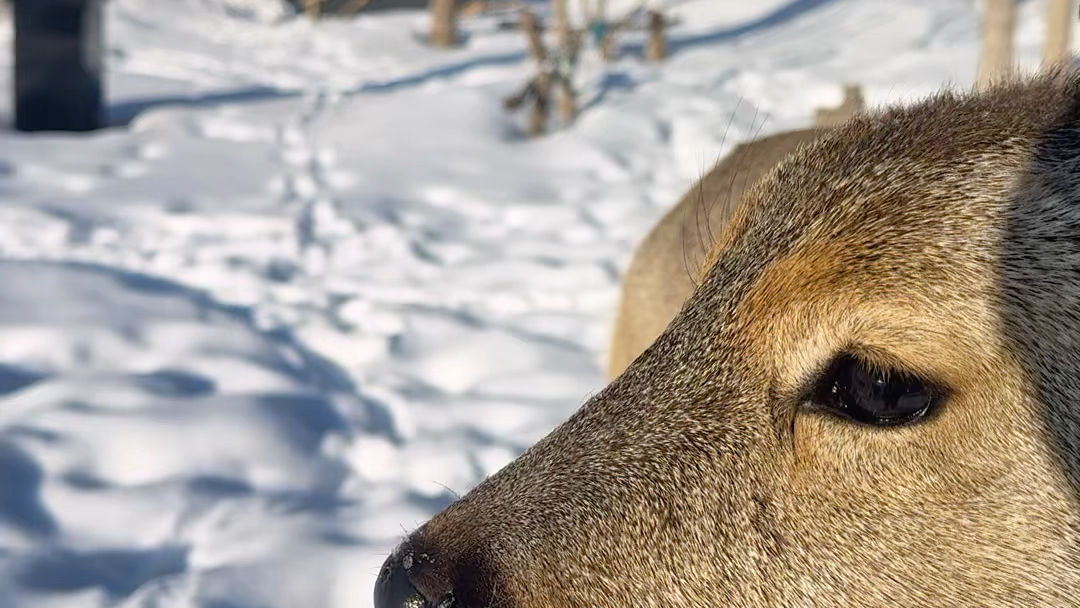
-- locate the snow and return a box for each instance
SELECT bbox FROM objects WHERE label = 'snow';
[0,0,1066,607]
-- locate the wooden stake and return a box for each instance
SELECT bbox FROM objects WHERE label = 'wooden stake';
[1044,0,1074,66]
[557,78,576,121]
[813,83,866,128]
[646,9,666,62]
[556,30,581,121]
[600,33,616,61]
[552,0,570,49]
[521,9,547,62]
[430,0,458,48]
[976,0,1017,90]
[528,72,551,136]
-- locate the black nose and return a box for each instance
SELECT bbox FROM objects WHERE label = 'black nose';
[374,550,448,608]
[375,535,502,608]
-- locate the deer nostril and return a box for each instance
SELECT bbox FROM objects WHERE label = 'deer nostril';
[373,552,427,608]
[374,550,461,608]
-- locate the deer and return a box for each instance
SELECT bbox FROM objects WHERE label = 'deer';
[606,0,1070,379]
[607,126,827,378]
[374,63,1080,608]
[608,79,865,379]
[372,3,1080,608]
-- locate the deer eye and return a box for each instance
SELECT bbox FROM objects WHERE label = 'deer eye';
[810,354,939,427]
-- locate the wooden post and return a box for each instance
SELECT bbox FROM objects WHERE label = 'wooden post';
[430,0,458,48]
[529,71,551,136]
[976,0,1017,90]
[303,0,321,19]
[552,0,570,49]
[599,32,616,61]
[814,83,866,128]
[14,0,104,132]
[556,30,580,122]
[521,9,547,63]
[1044,0,1074,66]
[506,7,578,135]
[557,81,576,121]
[597,0,616,61]
[646,9,666,62]
[521,9,551,135]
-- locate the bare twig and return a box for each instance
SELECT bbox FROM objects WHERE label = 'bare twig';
[503,4,583,135]
[646,8,666,62]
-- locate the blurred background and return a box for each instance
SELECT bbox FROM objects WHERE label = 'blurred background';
[0,0,1068,607]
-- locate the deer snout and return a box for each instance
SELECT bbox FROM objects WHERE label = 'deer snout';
[373,549,423,608]
[374,533,503,608]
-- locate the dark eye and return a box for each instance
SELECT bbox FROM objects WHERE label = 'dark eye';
[811,354,939,427]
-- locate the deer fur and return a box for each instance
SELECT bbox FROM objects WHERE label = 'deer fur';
[607,84,867,379]
[380,67,1080,608]
[607,128,824,378]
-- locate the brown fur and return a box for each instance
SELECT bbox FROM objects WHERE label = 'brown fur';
[608,85,865,380]
[379,68,1080,608]
[608,129,824,378]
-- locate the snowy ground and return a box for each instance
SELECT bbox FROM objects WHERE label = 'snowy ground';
[0,0,1066,607]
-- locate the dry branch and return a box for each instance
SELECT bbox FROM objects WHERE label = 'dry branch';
[504,5,581,136]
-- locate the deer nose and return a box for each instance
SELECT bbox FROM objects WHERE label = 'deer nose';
[374,552,425,608]
[373,549,450,608]
[376,529,508,608]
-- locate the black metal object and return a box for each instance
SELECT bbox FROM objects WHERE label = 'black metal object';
[14,0,104,132]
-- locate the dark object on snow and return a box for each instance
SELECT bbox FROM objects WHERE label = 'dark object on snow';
[14,0,104,132]
[285,0,429,14]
